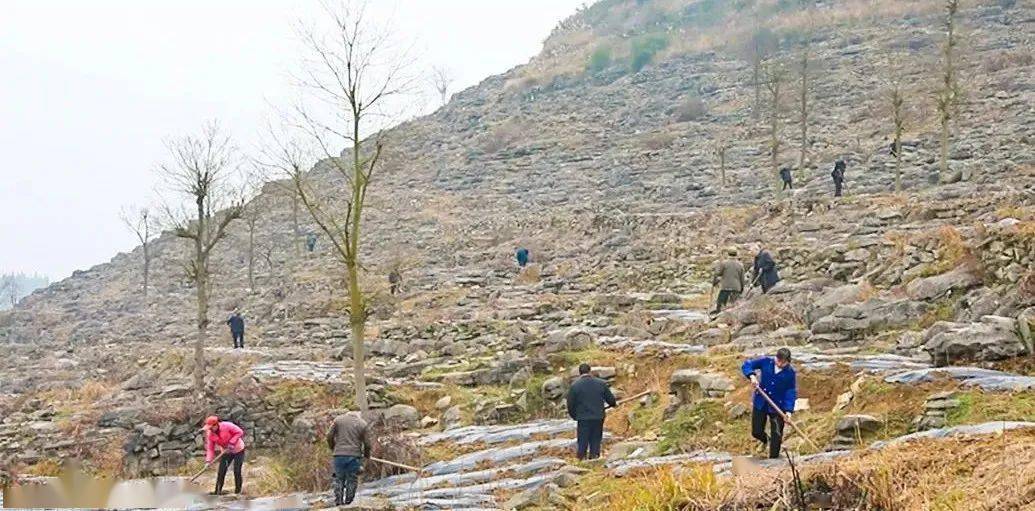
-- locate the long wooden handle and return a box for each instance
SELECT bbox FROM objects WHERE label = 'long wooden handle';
[616,390,653,406]
[189,451,225,483]
[753,383,822,452]
[368,456,423,473]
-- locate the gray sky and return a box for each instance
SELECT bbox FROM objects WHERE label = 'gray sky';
[0,0,586,280]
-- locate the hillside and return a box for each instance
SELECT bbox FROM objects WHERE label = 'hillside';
[2,1,1034,509]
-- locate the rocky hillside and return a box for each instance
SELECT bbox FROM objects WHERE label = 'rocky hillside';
[2,1,1034,509]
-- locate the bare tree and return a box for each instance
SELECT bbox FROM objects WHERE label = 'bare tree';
[797,41,811,180]
[120,205,156,301]
[714,138,730,189]
[430,65,454,106]
[888,66,907,193]
[763,60,786,188]
[936,0,960,183]
[743,27,777,121]
[159,122,244,398]
[288,1,414,412]
[0,276,18,308]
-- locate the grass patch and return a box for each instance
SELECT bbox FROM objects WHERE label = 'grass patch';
[946,390,1035,426]
[657,401,727,454]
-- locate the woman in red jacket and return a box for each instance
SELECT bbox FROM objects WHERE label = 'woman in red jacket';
[203,416,246,495]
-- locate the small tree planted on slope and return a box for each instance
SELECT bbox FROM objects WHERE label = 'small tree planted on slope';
[120,205,157,302]
[288,1,415,412]
[159,122,244,399]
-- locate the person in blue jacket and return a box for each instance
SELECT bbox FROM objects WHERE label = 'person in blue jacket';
[226,311,245,349]
[741,347,797,459]
[516,247,530,268]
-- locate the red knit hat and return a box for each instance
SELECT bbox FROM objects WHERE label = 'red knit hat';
[205,416,219,427]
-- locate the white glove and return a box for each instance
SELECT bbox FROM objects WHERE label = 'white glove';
[749,375,759,386]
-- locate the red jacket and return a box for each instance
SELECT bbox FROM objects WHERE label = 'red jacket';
[205,421,245,462]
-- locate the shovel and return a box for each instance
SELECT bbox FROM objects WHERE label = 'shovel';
[188,451,225,484]
[751,382,821,452]
[368,456,424,474]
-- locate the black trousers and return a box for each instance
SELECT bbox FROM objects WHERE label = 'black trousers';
[782,180,793,190]
[834,181,843,197]
[232,331,244,348]
[215,450,245,494]
[751,408,785,459]
[715,289,740,312]
[576,419,605,460]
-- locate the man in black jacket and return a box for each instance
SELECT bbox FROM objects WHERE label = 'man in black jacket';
[226,311,245,349]
[566,363,617,460]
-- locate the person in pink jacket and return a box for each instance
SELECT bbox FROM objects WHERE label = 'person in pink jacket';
[203,416,246,495]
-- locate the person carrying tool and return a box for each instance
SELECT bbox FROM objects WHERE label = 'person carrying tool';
[752,245,780,294]
[327,411,371,506]
[566,363,617,460]
[741,348,797,459]
[711,247,745,313]
[226,311,245,349]
[831,159,847,197]
[203,416,246,495]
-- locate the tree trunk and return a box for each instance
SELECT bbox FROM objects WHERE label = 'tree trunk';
[771,81,781,192]
[348,114,369,412]
[799,54,808,180]
[719,149,727,189]
[939,114,949,183]
[143,243,150,302]
[248,222,255,290]
[291,193,301,257]
[753,59,761,121]
[347,261,368,412]
[193,200,208,399]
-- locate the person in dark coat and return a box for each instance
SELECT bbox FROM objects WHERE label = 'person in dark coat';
[306,233,317,252]
[388,269,401,295]
[779,167,793,190]
[226,311,245,349]
[831,159,846,197]
[752,246,780,294]
[741,348,797,459]
[566,363,617,460]
[516,247,530,268]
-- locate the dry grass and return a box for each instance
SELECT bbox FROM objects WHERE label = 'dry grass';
[802,430,1035,510]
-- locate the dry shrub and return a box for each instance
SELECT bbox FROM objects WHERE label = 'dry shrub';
[252,442,332,495]
[366,414,422,480]
[638,131,677,151]
[515,264,541,285]
[478,118,529,154]
[802,430,1035,510]
[983,50,1035,73]
[674,96,708,122]
[750,296,804,330]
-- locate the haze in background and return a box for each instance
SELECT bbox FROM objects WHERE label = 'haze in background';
[0,0,586,281]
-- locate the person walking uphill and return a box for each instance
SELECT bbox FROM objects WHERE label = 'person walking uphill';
[328,411,371,506]
[779,167,793,190]
[566,363,617,460]
[831,159,846,197]
[712,248,745,313]
[226,311,245,349]
[741,348,797,459]
[516,247,530,268]
[203,416,246,495]
[752,245,780,294]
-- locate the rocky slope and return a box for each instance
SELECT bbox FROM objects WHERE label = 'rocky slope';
[2,1,1034,509]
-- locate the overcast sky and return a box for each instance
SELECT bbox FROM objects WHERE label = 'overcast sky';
[0,0,587,280]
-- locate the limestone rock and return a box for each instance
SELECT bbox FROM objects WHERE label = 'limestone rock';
[906,268,981,301]
[924,316,1027,365]
[383,404,420,430]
